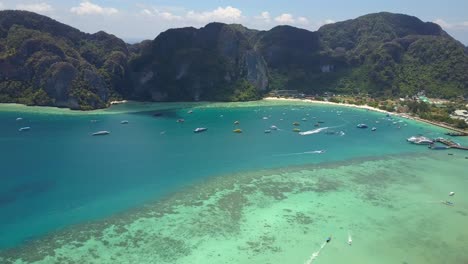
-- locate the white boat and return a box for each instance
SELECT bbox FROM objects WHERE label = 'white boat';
[348,232,352,245]
[92,131,110,136]
[194,127,207,133]
[371,127,377,131]
[19,127,30,132]
[302,118,307,121]
[270,125,278,130]
[16,117,23,121]
[407,136,433,145]
[357,124,368,128]
[187,110,193,114]
[262,117,268,120]
[120,120,129,124]
[264,129,271,133]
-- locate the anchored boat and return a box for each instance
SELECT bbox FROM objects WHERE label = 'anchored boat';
[194,127,207,133]
[92,131,110,136]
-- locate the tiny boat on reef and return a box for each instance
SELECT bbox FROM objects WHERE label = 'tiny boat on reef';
[233,128,242,133]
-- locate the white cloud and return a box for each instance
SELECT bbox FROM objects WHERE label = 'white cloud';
[314,19,336,29]
[186,6,242,23]
[0,2,4,10]
[141,9,152,16]
[434,18,453,29]
[141,8,182,21]
[16,3,54,13]
[434,18,468,29]
[274,13,295,24]
[297,17,309,25]
[255,11,271,23]
[70,1,118,16]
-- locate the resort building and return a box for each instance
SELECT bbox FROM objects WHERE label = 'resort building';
[450,109,468,123]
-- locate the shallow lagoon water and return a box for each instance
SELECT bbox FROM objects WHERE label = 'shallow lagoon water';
[0,101,467,263]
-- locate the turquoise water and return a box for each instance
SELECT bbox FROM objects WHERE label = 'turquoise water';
[0,101,466,260]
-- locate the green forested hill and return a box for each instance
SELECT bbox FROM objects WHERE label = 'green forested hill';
[0,10,129,109]
[316,12,468,97]
[0,11,467,109]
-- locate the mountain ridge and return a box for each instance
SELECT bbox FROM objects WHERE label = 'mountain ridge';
[0,10,467,109]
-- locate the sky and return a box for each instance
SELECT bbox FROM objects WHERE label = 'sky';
[1,0,468,44]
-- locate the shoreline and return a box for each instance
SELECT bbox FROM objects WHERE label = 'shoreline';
[1,99,466,134]
[263,97,468,134]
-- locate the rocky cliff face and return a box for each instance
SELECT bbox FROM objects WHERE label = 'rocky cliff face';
[128,23,268,101]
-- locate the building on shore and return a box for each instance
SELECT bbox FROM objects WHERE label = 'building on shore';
[450,109,468,123]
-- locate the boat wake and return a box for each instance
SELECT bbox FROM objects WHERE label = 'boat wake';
[299,127,329,135]
[274,150,325,157]
[304,242,327,264]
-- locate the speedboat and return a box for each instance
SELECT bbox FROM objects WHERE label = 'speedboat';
[19,127,30,132]
[262,117,268,120]
[270,125,278,130]
[357,124,368,128]
[16,117,23,121]
[302,118,307,121]
[187,110,193,114]
[194,127,207,133]
[407,136,433,145]
[293,128,301,132]
[233,128,242,133]
[234,121,240,125]
[293,122,300,126]
[120,120,129,124]
[371,127,377,131]
[176,119,185,123]
[264,129,271,133]
[92,131,110,136]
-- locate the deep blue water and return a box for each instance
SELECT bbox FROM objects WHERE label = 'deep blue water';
[0,102,450,249]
